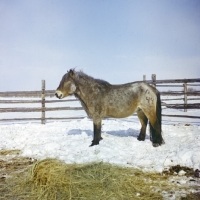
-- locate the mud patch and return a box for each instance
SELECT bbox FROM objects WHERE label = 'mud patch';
[0,149,37,198]
[163,165,194,176]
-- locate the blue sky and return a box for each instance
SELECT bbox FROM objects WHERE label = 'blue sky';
[0,0,200,91]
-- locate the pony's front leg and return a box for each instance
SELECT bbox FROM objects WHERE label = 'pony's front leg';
[90,119,103,146]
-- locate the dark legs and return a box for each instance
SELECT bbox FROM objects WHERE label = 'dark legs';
[137,109,148,141]
[137,108,164,147]
[149,121,164,147]
[89,107,164,147]
[90,120,103,146]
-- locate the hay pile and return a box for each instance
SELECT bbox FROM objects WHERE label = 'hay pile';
[1,158,198,200]
[29,159,165,200]
[2,158,167,200]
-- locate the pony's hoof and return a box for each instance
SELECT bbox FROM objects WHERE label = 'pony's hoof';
[152,138,165,147]
[152,143,161,147]
[89,141,99,147]
[137,136,145,141]
[152,140,165,147]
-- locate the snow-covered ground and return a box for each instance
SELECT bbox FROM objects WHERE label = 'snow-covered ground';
[0,96,200,173]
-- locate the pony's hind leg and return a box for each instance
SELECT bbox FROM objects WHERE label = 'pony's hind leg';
[141,108,164,147]
[149,120,164,147]
[137,109,148,141]
[141,89,165,147]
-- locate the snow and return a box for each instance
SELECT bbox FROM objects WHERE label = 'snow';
[1,87,200,200]
[0,97,199,173]
[0,96,200,199]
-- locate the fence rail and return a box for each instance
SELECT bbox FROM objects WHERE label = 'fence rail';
[0,90,55,97]
[0,76,200,123]
[0,107,84,112]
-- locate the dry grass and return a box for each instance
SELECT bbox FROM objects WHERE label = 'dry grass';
[0,150,199,200]
[1,159,164,200]
[0,149,21,156]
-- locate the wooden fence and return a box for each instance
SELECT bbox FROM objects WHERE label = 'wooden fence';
[0,76,200,124]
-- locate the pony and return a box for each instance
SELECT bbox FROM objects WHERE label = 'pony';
[55,69,164,147]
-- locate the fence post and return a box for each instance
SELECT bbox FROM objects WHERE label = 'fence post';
[184,82,187,112]
[41,80,46,124]
[152,74,156,87]
[143,75,146,82]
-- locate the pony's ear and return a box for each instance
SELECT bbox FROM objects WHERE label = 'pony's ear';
[69,69,75,79]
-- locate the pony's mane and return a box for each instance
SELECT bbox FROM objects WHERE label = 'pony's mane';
[71,69,110,86]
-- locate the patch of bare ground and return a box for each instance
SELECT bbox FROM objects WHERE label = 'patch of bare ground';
[163,165,200,200]
[0,149,37,199]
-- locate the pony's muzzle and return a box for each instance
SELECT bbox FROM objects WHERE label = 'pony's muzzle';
[55,91,63,99]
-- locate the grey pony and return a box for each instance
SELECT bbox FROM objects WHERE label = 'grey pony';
[55,69,164,147]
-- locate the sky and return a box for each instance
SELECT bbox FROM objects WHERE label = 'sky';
[0,0,200,91]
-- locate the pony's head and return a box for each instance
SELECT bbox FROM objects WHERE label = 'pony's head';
[55,69,77,99]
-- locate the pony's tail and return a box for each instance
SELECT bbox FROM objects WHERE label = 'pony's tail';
[149,90,165,146]
[156,90,162,131]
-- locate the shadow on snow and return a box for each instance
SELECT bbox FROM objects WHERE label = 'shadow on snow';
[68,128,151,140]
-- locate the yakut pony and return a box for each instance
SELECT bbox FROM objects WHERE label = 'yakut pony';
[55,69,164,147]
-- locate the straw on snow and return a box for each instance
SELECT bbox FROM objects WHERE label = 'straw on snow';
[2,158,193,200]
